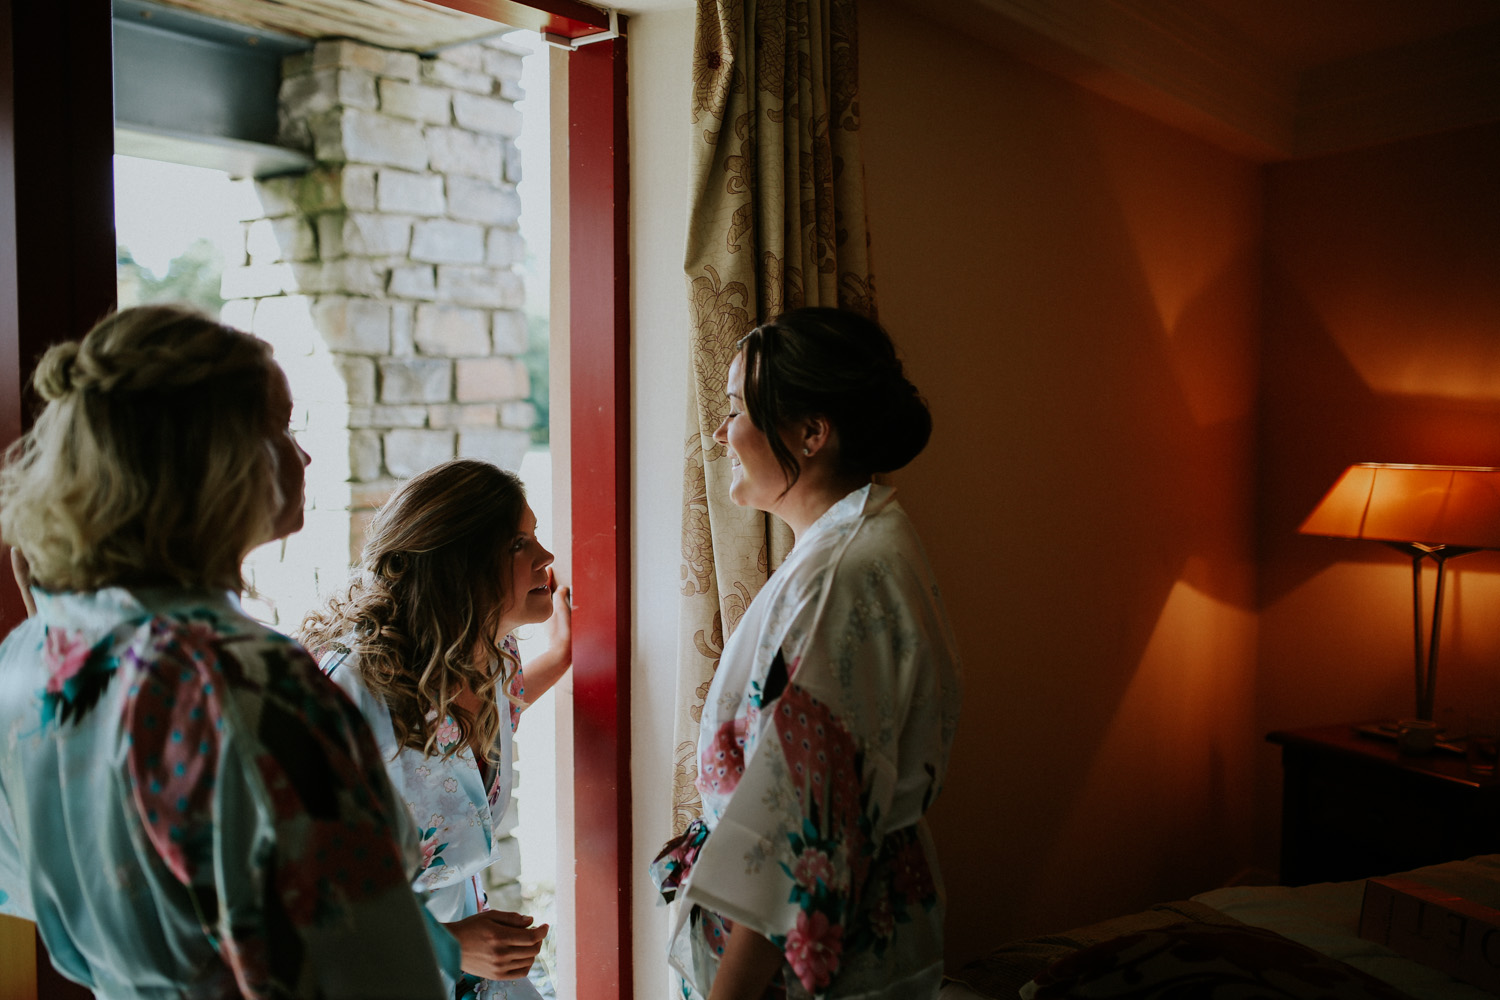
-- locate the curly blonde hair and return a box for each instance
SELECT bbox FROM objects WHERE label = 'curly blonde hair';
[0,305,282,592]
[300,460,527,762]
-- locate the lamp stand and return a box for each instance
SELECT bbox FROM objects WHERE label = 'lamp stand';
[1385,542,1479,722]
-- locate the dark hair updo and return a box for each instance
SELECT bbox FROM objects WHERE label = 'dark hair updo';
[738,307,931,492]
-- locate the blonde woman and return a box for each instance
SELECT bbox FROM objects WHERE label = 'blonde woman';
[301,459,572,1000]
[0,305,453,998]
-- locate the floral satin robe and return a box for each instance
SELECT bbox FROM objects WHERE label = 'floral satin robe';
[653,485,962,999]
[324,635,539,1000]
[0,587,450,998]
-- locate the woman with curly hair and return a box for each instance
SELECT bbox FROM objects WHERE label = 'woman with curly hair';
[301,458,572,1000]
[651,308,961,1000]
[0,304,453,997]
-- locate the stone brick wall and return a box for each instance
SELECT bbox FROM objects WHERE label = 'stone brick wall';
[226,35,534,629]
[225,34,535,920]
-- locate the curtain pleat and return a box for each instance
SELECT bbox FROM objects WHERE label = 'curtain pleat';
[672,0,876,835]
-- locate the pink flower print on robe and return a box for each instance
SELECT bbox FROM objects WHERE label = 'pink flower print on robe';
[506,651,526,732]
[775,686,864,862]
[792,847,836,893]
[124,622,227,885]
[697,714,749,797]
[419,823,447,870]
[892,834,935,903]
[43,628,93,695]
[785,909,844,992]
[700,909,732,957]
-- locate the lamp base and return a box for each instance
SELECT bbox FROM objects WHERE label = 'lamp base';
[1353,719,1463,756]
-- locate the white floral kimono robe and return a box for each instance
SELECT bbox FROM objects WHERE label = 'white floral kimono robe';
[653,484,962,999]
[324,635,541,1000]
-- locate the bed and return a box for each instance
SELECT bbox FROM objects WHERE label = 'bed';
[940,854,1500,999]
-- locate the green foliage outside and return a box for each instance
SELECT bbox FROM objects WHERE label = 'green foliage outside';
[525,312,549,445]
[117,238,226,318]
[117,237,553,446]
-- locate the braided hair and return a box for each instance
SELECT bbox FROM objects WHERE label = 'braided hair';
[0,305,281,591]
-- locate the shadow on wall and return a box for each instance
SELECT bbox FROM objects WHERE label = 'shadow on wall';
[859,0,1262,962]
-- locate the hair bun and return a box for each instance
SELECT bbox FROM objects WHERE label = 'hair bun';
[861,376,932,473]
[32,342,81,402]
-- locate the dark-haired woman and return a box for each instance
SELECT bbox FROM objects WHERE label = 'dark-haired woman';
[301,459,571,1000]
[652,308,962,1000]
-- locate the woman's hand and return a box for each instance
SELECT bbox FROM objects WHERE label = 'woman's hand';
[520,571,572,705]
[445,910,549,980]
[543,570,571,654]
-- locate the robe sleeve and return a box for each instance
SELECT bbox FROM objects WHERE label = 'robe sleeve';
[0,763,26,918]
[0,620,38,919]
[126,619,449,999]
[679,530,956,995]
[318,648,466,976]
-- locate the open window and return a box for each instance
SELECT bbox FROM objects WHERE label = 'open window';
[0,1,629,997]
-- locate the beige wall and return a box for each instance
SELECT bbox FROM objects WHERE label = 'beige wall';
[625,1,1500,990]
[858,0,1263,963]
[628,10,695,1000]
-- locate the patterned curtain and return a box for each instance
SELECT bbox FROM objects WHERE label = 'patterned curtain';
[672,0,876,835]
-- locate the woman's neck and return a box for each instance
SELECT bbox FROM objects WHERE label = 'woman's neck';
[774,473,870,541]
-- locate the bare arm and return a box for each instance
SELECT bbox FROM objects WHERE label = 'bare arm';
[521,575,571,705]
[708,924,782,1000]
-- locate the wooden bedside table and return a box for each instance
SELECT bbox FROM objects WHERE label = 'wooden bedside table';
[1268,723,1500,886]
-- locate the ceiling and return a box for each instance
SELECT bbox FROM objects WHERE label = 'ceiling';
[134,0,1500,160]
[1193,0,1499,70]
[894,0,1500,160]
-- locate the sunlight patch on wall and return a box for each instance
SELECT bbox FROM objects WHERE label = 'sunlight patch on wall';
[1093,577,1257,761]
[1033,577,1258,902]
[1322,298,1500,404]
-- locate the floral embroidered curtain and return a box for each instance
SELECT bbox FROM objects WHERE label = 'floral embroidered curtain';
[672,0,877,834]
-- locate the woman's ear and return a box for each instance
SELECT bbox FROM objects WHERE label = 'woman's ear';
[798,416,833,458]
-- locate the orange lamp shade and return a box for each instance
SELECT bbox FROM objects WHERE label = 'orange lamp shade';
[1300,464,1500,549]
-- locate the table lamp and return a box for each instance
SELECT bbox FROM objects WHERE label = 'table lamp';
[1300,464,1500,722]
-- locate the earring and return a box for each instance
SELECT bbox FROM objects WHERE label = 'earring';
[802,447,811,456]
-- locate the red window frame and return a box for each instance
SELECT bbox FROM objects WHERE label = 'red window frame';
[0,2,632,997]
[0,11,120,997]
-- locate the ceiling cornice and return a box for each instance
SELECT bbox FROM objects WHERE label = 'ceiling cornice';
[897,0,1500,162]
[1296,20,1500,158]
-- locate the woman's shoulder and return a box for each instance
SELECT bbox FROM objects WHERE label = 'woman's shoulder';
[810,494,931,588]
[313,641,382,709]
[1,586,316,706]
[106,591,367,748]
[311,642,401,751]
[141,590,318,673]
